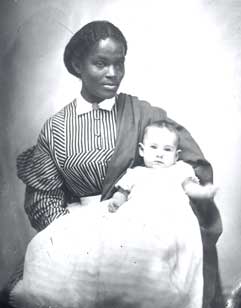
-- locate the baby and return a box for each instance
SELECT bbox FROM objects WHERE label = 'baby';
[108,120,217,212]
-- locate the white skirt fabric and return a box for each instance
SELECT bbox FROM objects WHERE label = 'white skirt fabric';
[10,189,203,308]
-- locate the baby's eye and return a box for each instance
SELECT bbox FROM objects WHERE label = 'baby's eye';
[150,145,158,149]
[164,148,172,152]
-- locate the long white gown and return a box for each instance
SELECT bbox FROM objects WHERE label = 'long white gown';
[10,169,203,308]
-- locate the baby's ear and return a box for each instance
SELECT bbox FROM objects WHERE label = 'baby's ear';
[176,149,181,161]
[138,143,144,157]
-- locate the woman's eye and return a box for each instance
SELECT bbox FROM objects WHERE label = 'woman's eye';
[95,61,105,68]
[116,60,124,68]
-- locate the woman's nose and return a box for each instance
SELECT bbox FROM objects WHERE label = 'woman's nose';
[106,65,116,77]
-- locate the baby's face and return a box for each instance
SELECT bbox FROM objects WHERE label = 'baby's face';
[139,127,179,168]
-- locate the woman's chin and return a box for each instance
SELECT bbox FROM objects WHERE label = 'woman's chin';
[101,86,119,98]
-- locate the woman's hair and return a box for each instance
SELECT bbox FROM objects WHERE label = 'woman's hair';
[144,120,181,148]
[63,20,128,78]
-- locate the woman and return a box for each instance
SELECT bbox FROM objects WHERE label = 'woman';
[8,20,222,307]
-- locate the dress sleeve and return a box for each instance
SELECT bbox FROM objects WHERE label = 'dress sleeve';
[115,168,137,194]
[178,161,200,186]
[17,120,68,231]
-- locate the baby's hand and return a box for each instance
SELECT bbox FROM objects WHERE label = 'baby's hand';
[108,198,121,213]
[184,182,218,200]
[202,183,218,199]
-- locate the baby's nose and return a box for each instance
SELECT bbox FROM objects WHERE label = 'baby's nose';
[156,152,163,158]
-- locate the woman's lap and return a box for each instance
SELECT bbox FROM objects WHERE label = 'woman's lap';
[9,198,204,308]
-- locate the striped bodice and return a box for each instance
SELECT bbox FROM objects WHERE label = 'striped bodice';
[39,100,117,197]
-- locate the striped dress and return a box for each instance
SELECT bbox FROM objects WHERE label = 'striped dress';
[17,97,117,231]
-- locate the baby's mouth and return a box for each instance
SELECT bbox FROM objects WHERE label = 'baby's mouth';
[154,161,164,166]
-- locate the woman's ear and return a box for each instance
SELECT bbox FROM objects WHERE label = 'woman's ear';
[71,58,82,77]
[139,143,144,157]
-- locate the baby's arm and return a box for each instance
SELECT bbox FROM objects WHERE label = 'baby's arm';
[182,177,218,200]
[108,188,129,213]
[108,167,139,213]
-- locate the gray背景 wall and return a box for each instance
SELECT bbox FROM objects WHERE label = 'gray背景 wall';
[1,0,241,299]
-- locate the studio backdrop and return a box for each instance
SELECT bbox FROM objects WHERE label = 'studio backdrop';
[1,0,241,297]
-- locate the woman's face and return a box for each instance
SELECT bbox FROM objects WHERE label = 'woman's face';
[75,37,126,103]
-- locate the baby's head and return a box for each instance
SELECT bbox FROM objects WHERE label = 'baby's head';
[139,120,180,168]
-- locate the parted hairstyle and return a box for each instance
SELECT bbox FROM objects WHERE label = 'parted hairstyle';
[63,20,128,78]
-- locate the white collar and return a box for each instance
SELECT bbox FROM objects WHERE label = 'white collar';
[75,94,116,115]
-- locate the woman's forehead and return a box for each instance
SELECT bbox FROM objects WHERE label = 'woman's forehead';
[88,37,126,58]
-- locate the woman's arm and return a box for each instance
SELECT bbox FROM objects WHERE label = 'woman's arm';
[161,116,222,244]
[24,186,68,232]
[17,120,68,232]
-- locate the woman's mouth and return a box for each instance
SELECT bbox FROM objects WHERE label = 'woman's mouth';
[103,84,118,90]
